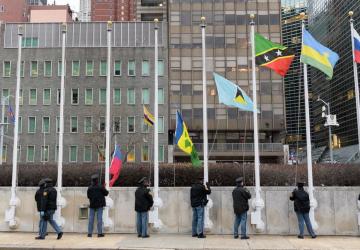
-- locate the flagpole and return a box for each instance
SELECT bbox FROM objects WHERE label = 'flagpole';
[349,11,360,155]
[103,20,114,230]
[6,25,23,229]
[301,13,318,230]
[0,98,5,165]
[249,14,265,232]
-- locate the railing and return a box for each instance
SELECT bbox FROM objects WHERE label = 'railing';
[174,143,283,153]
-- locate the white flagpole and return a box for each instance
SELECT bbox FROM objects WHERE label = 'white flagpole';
[5,25,23,229]
[103,21,114,230]
[54,23,67,228]
[301,13,318,230]
[349,11,360,155]
[249,14,265,232]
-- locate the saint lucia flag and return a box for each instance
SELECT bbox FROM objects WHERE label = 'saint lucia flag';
[213,73,257,112]
[175,111,201,167]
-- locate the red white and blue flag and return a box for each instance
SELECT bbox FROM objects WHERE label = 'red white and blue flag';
[353,28,360,63]
[7,105,15,124]
[109,144,123,187]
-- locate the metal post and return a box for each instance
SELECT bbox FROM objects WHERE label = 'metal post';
[349,11,360,155]
[301,14,318,230]
[250,14,265,232]
[0,99,5,165]
[327,104,333,163]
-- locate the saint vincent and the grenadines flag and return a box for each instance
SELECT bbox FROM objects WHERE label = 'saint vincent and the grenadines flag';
[255,33,295,76]
[175,111,201,167]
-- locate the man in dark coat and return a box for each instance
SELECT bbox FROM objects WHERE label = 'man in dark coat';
[135,177,153,238]
[42,178,63,240]
[87,174,109,237]
[232,177,251,239]
[290,182,316,239]
[190,177,211,238]
[35,179,47,240]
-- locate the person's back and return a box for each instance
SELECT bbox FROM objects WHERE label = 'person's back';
[87,183,109,209]
[232,186,251,215]
[290,188,310,213]
[134,177,153,238]
[135,185,153,213]
[190,183,211,208]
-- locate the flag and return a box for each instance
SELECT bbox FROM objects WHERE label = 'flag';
[7,105,15,124]
[255,33,295,76]
[143,106,154,127]
[213,73,258,112]
[300,29,339,79]
[109,144,123,187]
[352,28,360,63]
[175,111,201,167]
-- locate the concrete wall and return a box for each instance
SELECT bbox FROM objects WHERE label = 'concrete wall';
[0,187,359,235]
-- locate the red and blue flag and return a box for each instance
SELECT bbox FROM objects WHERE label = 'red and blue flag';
[353,28,360,63]
[109,144,122,187]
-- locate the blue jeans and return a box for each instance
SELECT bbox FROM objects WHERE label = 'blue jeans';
[136,212,148,237]
[234,212,247,237]
[38,212,47,238]
[192,206,204,235]
[41,210,62,238]
[88,207,104,235]
[296,212,316,237]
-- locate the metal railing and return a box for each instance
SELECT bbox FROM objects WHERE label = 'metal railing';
[174,143,283,153]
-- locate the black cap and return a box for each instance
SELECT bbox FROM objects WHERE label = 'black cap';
[91,174,99,180]
[44,178,52,184]
[297,182,305,187]
[38,179,46,187]
[138,177,147,184]
[236,177,243,183]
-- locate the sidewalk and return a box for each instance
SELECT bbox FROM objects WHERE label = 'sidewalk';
[0,233,359,250]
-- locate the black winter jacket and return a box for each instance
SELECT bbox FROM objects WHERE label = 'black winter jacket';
[35,187,47,212]
[232,186,251,215]
[87,184,109,209]
[44,185,57,211]
[190,183,211,208]
[135,186,154,212]
[290,188,310,213]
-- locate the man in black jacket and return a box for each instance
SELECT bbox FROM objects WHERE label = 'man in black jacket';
[135,177,153,238]
[35,179,47,240]
[232,177,251,239]
[290,182,316,239]
[190,177,211,238]
[87,174,109,237]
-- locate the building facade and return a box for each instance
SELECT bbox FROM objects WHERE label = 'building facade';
[29,5,73,23]
[168,0,284,162]
[308,0,360,148]
[0,0,28,22]
[91,0,136,22]
[136,0,167,21]
[28,0,47,5]
[0,22,168,164]
[79,0,91,22]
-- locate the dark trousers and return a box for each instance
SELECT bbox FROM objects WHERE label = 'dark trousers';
[38,213,46,237]
[88,207,104,235]
[234,212,247,237]
[192,206,205,235]
[296,212,316,237]
[136,212,148,237]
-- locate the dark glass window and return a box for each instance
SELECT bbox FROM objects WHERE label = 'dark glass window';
[225,14,236,25]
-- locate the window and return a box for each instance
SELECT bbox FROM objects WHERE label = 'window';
[72,61,80,76]
[127,145,135,162]
[58,60,65,76]
[18,116,22,134]
[41,145,49,162]
[114,60,121,76]
[42,117,50,133]
[158,116,164,133]
[84,117,92,133]
[98,145,105,162]
[20,61,24,77]
[22,37,38,48]
[99,88,106,105]
[19,89,23,105]
[28,117,36,133]
[142,60,150,76]
[127,116,135,133]
[142,88,150,104]
[141,144,149,162]
[100,60,107,76]
[71,88,79,105]
[17,145,21,162]
[3,117,8,133]
[30,61,38,77]
[84,145,92,162]
[113,116,121,133]
[43,89,51,105]
[85,88,93,105]
[71,116,78,133]
[56,116,60,133]
[1,145,7,162]
[128,60,136,76]
[86,60,94,76]
[2,89,9,105]
[158,60,164,76]
[3,61,11,77]
[69,145,78,162]
[26,146,35,162]
[158,88,164,104]
[44,61,52,77]
[127,88,135,104]
[159,145,164,162]
[99,116,105,132]
[142,119,149,133]
[113,88,121,104]
[57,88,61,105]
[29,89,37,105]
[55,145,59,161]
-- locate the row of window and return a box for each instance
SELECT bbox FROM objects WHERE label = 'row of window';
[1,88,165,106]
[2,60,165,77]
[2,116,165,134]
[1,144,165,163]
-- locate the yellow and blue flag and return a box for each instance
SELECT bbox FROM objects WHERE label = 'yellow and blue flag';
[213,73,257,112]
[175,111,201,167]
[300,29,339,79]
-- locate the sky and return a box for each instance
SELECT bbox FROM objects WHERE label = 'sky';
[48,0,79,13]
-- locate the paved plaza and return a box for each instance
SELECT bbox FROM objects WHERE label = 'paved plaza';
[0,233,359,250]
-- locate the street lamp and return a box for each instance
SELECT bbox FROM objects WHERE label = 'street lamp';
[317,96,339,163]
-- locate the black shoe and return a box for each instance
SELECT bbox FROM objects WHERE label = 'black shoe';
[87,234,92,238]
[57,232,63,240]
[198,233,206,238]
[142,235,150,238]
[241,236,250,240]
[98,234,105,238]
[234,235,239,239]
[138,235,141,238]
[312,235,317,239]
[35,236,45,240]
[297,235,304,239]
[192,234,198,237]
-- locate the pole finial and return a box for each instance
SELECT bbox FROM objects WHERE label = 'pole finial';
[201,16,206,28]
[349,11,354,17]
[154,18,159,23]
[249,14,255,25]
[107,21,112,31]
[250,13,255,19]
[300,12,306,19]
[17,25,23,35]
[61,23,67,33]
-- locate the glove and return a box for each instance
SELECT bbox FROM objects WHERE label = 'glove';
[40,211,45,217]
